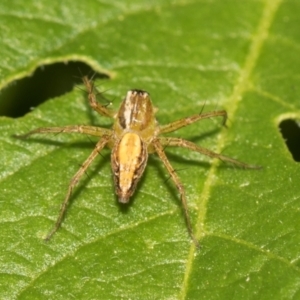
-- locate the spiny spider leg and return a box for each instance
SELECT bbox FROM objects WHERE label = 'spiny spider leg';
[14,125,113,139]
[45,135,111,240]
[152,139,200,248]
[159,137,262,169]
[159,110,227,135]
[14,75,260,245]
[82,76,115,118]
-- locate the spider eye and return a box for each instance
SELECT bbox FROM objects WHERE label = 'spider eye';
[129,89,149,97]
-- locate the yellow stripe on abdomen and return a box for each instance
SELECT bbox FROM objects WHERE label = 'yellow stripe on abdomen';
[112,132,148,203]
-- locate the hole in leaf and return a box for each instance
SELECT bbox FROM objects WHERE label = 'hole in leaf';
[0,61,109,118]
[279,119,300,162]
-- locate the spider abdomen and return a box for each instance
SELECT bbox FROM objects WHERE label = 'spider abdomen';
[111,132,148,203]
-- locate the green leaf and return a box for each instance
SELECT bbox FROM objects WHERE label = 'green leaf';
[1,0,300,299]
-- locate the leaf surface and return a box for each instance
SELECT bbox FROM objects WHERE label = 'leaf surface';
[0,0,300,299]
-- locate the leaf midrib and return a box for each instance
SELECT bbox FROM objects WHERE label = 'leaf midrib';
[180,0,284,298]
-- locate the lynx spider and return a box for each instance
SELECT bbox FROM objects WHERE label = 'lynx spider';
[16,77,260,245]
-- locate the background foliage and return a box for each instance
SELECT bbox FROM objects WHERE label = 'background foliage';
[0,0,299,299]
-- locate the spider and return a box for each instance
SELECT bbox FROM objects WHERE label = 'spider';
[16,76,260,245]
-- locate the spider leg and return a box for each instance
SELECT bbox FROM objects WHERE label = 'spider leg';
[45,135,111,240]
[14,125,113,139]
[159,137,262,169]
[83,76,115,118]
[152,139,199,248]
[159,110,227,134]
